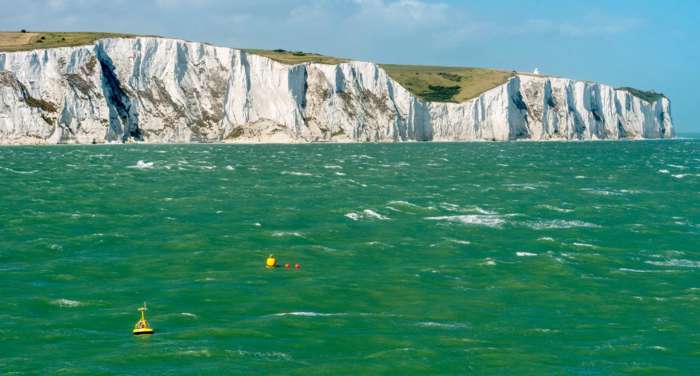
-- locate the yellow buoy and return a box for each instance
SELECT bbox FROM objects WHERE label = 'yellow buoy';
[133,302,154,335]
[266,254,277,268]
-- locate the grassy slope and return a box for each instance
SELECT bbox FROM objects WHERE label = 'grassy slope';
[380,64,513,102]
[242,49,512,102]
[241,48,348,65]
[0,32,663,104]
[0,31,140,52]
[616,87,665,103]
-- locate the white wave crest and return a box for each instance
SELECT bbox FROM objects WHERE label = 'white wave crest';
[516,252,537,257]
[128,160,154,169]
[645,259,700,268]
[524,220,600,230]
[426,215,505,228]
[618,268,679,273]
[177,349,211,357]
[271,231,304,238]
[537,204,573,213]
[0,166,38,174]
[228,349,292,361]
[345,209,390,221]
[416,321,468,329]
[281,171,313,176]
[363,209,390,220]
[271,311,348,317]
[51,298,82,307]
[388,200,422,208]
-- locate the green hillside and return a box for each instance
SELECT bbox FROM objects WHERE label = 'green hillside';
[0,31,139,52]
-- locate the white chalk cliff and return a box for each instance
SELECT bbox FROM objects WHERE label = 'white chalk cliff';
[0,37,673,144]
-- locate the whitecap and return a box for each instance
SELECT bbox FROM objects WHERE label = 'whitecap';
[537,237,555,242]
[180,312,198,318]
[524,220,600,230]
[645,259,700,268]
[505,183,538,191]
[572,242,596,248]
[362,209,390,220]
[416,321,468,329]
[537,204,573,213]
[271,311,347,317]
[128,160,154,169]
[0,166,39,174]
[49,243,63,251]
[324,165,343,169]
[658,169,670,174]
[618,268,679,273]
[177,349,211,357]
[345,212,360,221]
[671,174,688,179]
[389,200,422,208]
[516,252,537,257]
[581,188,621,196]
[51,298,81,307]
[335,172,346,176]
[449,239,471,245]
[225,165,235,171]
[529,328,561,334]
[228,349,292,361]
[271,231,304,238]
[426,215,505,228]
[281,171,313,176]
[438,202,460,211]
[481,258,496,266]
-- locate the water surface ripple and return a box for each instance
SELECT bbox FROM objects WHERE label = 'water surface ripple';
[1,141,699,374]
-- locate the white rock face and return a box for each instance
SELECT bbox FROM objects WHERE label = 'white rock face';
[0,37,673,144]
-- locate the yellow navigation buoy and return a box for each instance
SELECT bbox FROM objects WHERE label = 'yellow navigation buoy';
[266,254,277,268]
[133,302,154,335]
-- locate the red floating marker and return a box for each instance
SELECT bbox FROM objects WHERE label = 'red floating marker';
[284,263,291,269]
[295,263,301,270]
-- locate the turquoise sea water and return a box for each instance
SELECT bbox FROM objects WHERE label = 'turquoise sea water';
[1,141,699,375]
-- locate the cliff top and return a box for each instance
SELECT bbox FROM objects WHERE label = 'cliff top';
[0,31,664,104]
[0,31,144,52]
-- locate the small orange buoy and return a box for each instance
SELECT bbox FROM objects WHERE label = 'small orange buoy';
[284,263,290,269]
[295,263,301,270]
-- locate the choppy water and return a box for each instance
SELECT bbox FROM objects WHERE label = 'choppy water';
[1,140,699,374]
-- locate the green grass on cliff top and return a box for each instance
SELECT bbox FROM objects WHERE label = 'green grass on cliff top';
[0,32,663,104]
[0,31,139,52]
[243,49,512,102]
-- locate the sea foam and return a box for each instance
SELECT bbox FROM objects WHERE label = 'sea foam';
[426,215,505,228]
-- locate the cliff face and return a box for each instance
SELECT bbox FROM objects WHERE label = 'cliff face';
[0,37,673,144]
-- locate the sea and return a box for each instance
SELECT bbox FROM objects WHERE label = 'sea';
[1,139,699,374]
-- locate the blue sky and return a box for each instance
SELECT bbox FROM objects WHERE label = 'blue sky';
[4,0,699,132]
